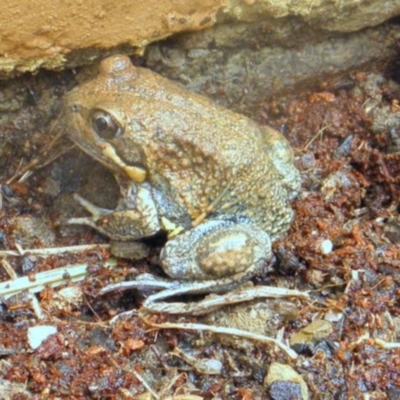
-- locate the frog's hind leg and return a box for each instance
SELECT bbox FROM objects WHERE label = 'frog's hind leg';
[98,220,273,315]
[160,219,272,293]
[135,219,272,314]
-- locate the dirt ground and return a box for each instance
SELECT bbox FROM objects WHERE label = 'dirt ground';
[0,51,399,398]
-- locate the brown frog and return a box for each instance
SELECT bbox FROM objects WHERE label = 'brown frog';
[59,55,301,313]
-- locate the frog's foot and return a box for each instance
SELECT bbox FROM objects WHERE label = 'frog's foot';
[67,189,161,240]
[66,193,113,230]
[99,274,309,316]
[99,220,272,315]
[161,219,272,293]
[142,281,309,315]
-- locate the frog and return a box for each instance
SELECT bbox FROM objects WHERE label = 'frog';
[58,54,301,314]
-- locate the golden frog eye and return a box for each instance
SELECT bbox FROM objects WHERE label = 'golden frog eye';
[91,109,123,139]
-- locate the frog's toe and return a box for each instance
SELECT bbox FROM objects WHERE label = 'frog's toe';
[160,220,271,290]
[72,193,112,219]
[65,193,114,231]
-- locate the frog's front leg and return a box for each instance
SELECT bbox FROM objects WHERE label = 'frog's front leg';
[67,183,161,240]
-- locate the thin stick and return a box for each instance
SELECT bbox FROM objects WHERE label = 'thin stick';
[0,244,110,258]
[132,370,160,399]
[0,260,117,299]
[303,125,330,150]
[141,317,298,359]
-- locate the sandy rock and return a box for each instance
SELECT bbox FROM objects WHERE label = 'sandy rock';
[1,0,400,74]
[264,362,309,400]
[0,0,224,74]
[290,320,333,352]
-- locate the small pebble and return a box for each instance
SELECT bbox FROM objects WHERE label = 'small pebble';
[27,325,57,349]
[324,310,344,323]
[22,256,37,273]
[319,239,333,255]
[264,362,309,400]
[195,358,223,375]
[1,185,14,196]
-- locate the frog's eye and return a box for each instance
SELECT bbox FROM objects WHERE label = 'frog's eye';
[91,110,123,139]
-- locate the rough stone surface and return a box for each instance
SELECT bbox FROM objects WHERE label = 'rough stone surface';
[1,0,400,75]
[0,0,224,74]
[224,0,400,32]
[145,23,400,113]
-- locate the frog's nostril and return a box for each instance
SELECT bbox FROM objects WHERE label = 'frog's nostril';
[100,55,132,77]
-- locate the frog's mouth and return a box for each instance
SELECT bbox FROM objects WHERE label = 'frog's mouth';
[98,142,146,183]
[67,103,147,184]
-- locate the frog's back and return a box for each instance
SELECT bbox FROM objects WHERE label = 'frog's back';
[122,66,300,238]
[67,56,300,239]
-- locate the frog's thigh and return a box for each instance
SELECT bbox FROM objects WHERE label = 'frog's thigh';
[160,220,271,282]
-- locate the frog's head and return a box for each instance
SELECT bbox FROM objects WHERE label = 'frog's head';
[60,55,152,183]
